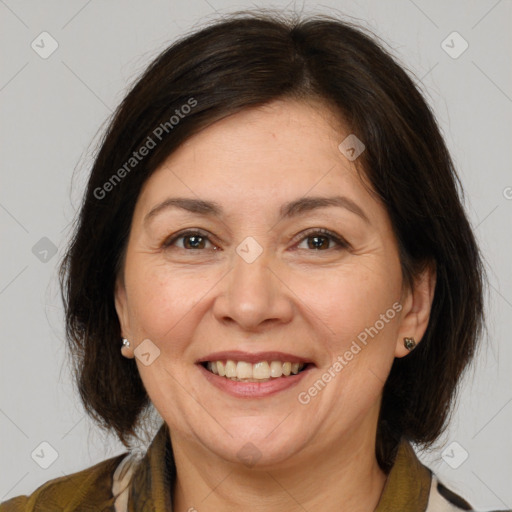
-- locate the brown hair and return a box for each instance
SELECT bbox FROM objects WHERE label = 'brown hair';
[59,9,485,472]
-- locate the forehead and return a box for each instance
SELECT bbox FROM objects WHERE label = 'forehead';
[174,97,347,168]
[135,98,377,219]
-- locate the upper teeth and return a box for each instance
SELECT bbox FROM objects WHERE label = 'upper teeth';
[206,360,305,380]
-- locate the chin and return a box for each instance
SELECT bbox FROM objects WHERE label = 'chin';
[201,420,312,469]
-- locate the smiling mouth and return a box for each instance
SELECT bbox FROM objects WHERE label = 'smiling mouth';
[200,360,311,382]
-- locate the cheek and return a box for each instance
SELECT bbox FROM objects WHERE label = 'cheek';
[124,258,221,345]
[309,261,401,333]
[124,262,184,339]
[298,262,403,419]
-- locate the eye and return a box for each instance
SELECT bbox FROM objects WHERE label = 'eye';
[162,228,349,252]
[162,230,218,251]
[294,228,349,251]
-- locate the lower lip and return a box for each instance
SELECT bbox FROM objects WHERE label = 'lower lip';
[197,363,313,398]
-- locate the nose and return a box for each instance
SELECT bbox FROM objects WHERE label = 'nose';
[212,244,294,332]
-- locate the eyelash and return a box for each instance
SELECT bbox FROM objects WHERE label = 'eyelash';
[162,228,349,252]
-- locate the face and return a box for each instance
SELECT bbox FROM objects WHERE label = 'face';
[115,98,434,469]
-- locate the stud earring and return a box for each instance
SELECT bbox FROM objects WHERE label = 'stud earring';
[403,337,416,351]
[122,338,130,348]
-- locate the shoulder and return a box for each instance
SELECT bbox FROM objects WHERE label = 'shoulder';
[0,452,129,512]
[428,473,512,512]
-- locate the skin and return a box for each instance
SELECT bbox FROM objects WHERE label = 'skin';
[115,98,436,511]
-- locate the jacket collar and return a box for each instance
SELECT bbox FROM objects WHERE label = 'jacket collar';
[128,423,432,511]
[128,422,175,511]
[375,437,432,510]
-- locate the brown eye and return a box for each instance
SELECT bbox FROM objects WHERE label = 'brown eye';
[295,229,349,251]
[163,230,216,250]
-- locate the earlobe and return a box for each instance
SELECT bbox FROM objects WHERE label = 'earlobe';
[121,337,134,359]
[395,262,436,358]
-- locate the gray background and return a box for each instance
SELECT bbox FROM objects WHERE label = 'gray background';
[1,0,511,508]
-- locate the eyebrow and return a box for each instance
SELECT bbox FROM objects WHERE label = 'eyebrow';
[144,195,370,226]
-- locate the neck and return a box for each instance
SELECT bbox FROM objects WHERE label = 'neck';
[170,410,388,512]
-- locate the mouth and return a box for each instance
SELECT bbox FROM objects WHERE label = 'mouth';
[195,351,315,398]
[199,360,312,382]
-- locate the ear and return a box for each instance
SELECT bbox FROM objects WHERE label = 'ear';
[115,275,134,359]
[395,262,436,358]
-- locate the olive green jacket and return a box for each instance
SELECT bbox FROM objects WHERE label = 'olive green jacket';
[1,423,508,511]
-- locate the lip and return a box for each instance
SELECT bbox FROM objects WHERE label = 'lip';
[198,362,314,398]
[196,350,313,365]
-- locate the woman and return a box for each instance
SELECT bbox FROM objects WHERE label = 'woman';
[1,9,508,512]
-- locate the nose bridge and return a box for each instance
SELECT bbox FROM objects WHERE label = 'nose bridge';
[232,240,273,311]
[213,236,290,329]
